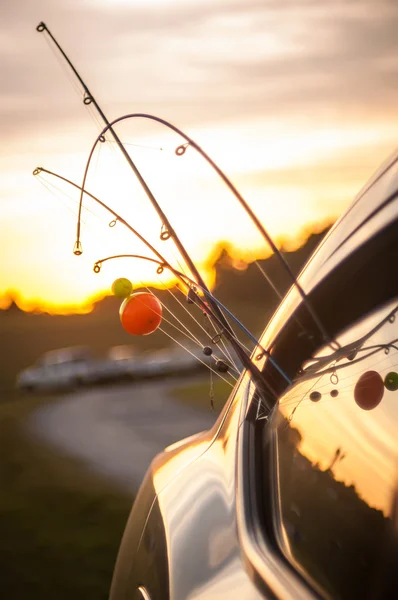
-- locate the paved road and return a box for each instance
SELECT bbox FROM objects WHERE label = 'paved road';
[28,377,217,492]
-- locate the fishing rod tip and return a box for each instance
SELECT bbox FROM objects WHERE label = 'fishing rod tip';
[36,22,46,32]
[32,167,42,176]
[73,240,83,256]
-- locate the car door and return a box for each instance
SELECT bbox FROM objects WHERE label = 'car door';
[236,156,398,599]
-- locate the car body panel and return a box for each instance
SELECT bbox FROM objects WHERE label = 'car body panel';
[110,373,265,600]
[110,151,398,599]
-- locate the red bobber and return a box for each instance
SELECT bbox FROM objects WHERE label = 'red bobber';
[354,370,384,411]
[120,292,162,336]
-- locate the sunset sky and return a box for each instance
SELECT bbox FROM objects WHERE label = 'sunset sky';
[1,0,398,312]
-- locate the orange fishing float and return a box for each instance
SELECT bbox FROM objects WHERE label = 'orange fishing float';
[120,292,162,336]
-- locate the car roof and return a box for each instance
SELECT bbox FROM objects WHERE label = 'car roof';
[38,346,90,365]
[300,147,398,292]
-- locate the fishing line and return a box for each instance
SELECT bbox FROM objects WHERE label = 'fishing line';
[170,245,193,282]
[122,278,202,350]
[72,110,260,366]
[37,174,110,225]
[127,279,239,381]
[202,307,241,372]
[296,345,393,386]
[37,177,89,224]
[164,242,198,300]
[36,24,295,399]
[280,358,398,413]
[305,338,398,389]
[281,350,398,409]
[168,247,242,363]
[255,259,309,337]
[91,133,103,180]
[95,251,291,384]
[43,33,82,98]
[152,312,239,381]
[255,381,274,420]
[35,167,292,390]
[121,272,240,377]
[155,310,202,349]
[287,373,324,423]
[175,283,252,357]
[87,101,109,138]
[86,101,115,141]
[281,344,398,408]
[255,260,284,302]
[151,294,204,349]
[106,139,163,152]
[77,111,336,352]
[205,299,247,355]
[157,328,236,388]
[43,33,109,141]
[165,241,241,369]
[178,273,252,357]
[209,362,215,411]
[130,270,220,353]
[39,22,240,353]
[208,312,244,363]
[302,306,398,377]
[37,177,135,269]
[35,169,189,287]
[42,186,231,377]
[159,282,241,375]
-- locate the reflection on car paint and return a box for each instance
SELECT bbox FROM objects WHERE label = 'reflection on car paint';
[275,300,398,598]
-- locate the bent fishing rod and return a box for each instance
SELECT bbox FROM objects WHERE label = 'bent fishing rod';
[36,21,334,352]
[33,167,292,394]
[78,113,335,350]
[36,21,336,391]
[35,22,241,360]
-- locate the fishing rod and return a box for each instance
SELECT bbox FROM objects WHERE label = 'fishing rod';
[35,22,241,361]
[34,170,239,375]
[36,21,334,354]
[36,164,243,375]
[33,167,292,393]
[33,167,188,289]
[76,112,335,349]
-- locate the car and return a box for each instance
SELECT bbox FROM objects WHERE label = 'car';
[109,149,398,600]
[89,346,206,385]
[16,346,94,393]
[84,346,137,386]
[135,347,206,379]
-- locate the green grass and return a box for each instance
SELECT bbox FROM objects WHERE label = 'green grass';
[0,393,133,600]
[170,377,234,415]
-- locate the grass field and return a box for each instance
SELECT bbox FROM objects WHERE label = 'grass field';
[0,379,231,599]
[0,393,133,600]
[0,297,237,599]
[170,376,234,415]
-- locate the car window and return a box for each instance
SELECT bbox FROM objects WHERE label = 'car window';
[247,153,398,599]
[298,153,398,295]
[271,299,398,599]
[256,154,398,365]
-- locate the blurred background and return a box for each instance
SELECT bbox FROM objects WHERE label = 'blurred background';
[1,0,398,598]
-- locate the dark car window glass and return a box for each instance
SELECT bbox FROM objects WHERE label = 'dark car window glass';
[272,299,398,599]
